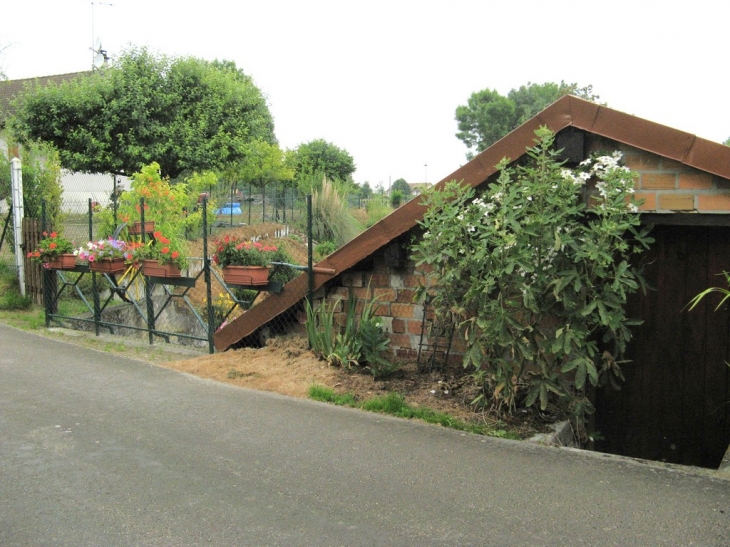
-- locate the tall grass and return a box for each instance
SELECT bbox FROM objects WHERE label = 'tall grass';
[308,179,359,247]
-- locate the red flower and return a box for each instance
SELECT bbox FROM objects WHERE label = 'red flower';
[171,251,179,259]
[49,242,57,249]
[161,247,170,255]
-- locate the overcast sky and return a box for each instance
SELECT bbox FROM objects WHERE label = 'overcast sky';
[2,0,728,187]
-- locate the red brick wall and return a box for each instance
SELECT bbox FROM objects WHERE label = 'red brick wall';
[588,136,730,213]
[308,136,730,360]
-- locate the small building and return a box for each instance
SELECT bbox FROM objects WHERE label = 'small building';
[216,95,730,468]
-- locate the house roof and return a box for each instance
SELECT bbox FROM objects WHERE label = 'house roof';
[213,95,730,351]
[0,72,92,125]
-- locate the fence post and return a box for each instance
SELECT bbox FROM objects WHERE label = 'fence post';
[307,194,313,305]
[89,198,101,336]
[140,197,155,345]
[202,199,215,353]
[10,158,25,296]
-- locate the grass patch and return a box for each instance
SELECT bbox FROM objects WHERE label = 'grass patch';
[307,385,519,439]
[308,384,358,406]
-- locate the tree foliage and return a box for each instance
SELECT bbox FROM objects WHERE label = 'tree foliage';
[455,81,599,157]
[391,178,412,197]
[238,140,294,190]
[0,141,62,226]
[289,139,356,191]
[413,128,652,438]
[723,136,730,146]
[10,48,275,179]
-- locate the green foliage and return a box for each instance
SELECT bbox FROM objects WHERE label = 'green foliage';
[688,271,730,311]
[365,198,392,228]
[358,181,373,199]
[97,162,194,240]
[455,81,600,157]
[314,240,337,260]
[237,140,295,191]
[289,139,356,190]
[10,48,275,178]
[304,178,359,247]
[307,386,519,438]
[723,136,730,146]
[413,128,652,438]
[0,292,32,311]
[307,384,358,406]
[267,247,298,285]
[389,190,404,208]
[305,284,396,378]
[391,178,412,197]
[0,141,63,225]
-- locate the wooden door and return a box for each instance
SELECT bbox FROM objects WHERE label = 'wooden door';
[595,224,730,468]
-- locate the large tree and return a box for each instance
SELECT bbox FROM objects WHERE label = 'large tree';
[455,81,599,158]
[10,48,275,178]
[289,139,356,190]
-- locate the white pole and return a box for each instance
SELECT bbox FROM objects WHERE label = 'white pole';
[11,157,25,296]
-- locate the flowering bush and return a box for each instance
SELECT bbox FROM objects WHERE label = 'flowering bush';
[76,238,129,263]
[128,231,188,270]
[412,127,653,440]
[27,231,75,263]
[212,236,278,268]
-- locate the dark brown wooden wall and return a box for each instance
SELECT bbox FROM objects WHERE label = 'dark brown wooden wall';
[595,224,730,468]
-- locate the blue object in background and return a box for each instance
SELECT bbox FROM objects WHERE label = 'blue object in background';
[215,202,242,215]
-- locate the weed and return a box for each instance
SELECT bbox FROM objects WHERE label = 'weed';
[307,385,521,439]
[0,292,33,311]
[308,385,358,406]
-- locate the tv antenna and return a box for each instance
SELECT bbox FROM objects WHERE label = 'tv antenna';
[91,37,109,70]
[90,1,113,69]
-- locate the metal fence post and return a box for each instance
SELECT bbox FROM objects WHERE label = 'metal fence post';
[203,199,215,353]
[307,194,313,305]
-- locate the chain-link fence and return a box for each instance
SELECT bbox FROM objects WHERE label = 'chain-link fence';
[33,195,317,353]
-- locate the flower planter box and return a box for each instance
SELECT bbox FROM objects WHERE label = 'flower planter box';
[89,258,127,274]
[222,265,269,286]
[46,253,77,270]
[141,259,182,278]
[128,221,155,236]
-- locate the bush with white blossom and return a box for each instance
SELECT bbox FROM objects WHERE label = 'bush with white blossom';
[412,127,653,439]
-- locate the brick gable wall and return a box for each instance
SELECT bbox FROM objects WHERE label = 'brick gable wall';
[305,135,730,361]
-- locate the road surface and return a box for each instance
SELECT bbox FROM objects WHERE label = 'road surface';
[1,324,728,546]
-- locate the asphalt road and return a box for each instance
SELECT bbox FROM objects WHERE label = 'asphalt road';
[1,324,728,546]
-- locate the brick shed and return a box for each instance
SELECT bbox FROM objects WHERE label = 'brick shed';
[215,95,730,468]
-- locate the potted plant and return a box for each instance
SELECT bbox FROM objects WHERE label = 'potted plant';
[130,231,188,278]
[27,231,77,270]
[76,238,129,273]
[212,236,279,286]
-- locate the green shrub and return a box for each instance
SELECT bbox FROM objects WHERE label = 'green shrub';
[413,127,652,438]
[314,241,337,260]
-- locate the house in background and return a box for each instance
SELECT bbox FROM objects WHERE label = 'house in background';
[0,73,129,214]
[215,95,730,469]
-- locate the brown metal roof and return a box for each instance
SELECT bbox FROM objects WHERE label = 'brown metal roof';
[213,95,730,351]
